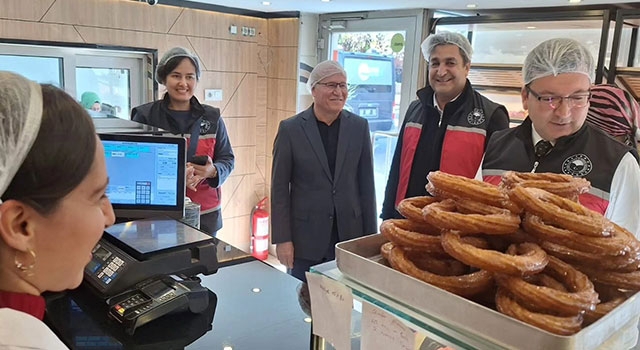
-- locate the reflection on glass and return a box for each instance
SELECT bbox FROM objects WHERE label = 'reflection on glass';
[76,67,130,119]
[0,55,62,87]
[331,31,404,134]
[372,132,398,225]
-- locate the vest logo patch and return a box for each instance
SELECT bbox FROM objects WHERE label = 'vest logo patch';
[467,108,485,126]
[200,119,212,134]
[562,154,592,177]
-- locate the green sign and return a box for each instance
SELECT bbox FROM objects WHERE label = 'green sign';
[391,33,405,53]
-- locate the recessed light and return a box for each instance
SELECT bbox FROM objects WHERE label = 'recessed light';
[569,0,581,3]
[321,0,331,2]
[252,287,261,293]
[466,3,477,8]
[262,1,270,5]
[527,26,536,29]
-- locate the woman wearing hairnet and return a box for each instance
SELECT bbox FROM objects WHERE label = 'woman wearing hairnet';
[0,71,115,349]
[587,84,640,151]
[271,60,377,283]
[479,38,640,238]
[131,47,234,236]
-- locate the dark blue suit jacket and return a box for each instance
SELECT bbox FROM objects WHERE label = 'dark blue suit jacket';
[271,106,377,261]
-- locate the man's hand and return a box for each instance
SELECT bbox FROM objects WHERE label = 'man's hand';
[276,241,294,269]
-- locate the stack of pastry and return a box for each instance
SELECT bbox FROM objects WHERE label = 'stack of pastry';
[379,171,640,335]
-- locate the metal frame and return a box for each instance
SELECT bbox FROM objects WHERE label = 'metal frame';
[428,8,615,84]
[609,9,640,83]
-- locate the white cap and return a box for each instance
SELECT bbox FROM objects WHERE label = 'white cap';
[0,71,43,200]
[523,38,595,85]
[307,60,347,92]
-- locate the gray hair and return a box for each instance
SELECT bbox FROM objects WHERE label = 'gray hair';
[421,32,473,64]
[523,38,595,85]
[156,47,201,85]
[307,60,347,92]
[0,71,43,200]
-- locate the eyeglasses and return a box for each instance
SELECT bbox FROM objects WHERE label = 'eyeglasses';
[526,86,591,110]
[316,82,348,90]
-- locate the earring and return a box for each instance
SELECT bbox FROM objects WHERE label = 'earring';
[14,248,36,277]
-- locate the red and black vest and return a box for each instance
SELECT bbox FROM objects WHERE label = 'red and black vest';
[482,118,638,214]
[381,81,509,220]
[132,96,222,213]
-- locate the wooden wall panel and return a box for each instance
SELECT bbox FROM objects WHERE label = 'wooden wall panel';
[267,78,297,111]
[197,72,256,117]
[230,146,256,176]
[0,19,82,42]
[189,37,257,73]
[257,45,270,77]
[268,47,298,80]
[0,0,53,21]
[224,117,256,148]
[171,9,262,43]
[221,173,259,218]
[256,77,268,127]
[217,215,251,252]
[267,18,299,47]
[76,26,190,52]
[44,0,182,33]
[221,73,257,117]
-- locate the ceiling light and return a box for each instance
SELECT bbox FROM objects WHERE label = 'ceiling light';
[527,26,536,29]
[466,4,477,8]
[569,0,581,3]
[262,1,270,5]
[321,0,331,2]
[252,287,261,293]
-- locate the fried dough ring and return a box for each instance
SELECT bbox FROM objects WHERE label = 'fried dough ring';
[509,187,613,237]
[575,265,640,291]
[495,288,583,336]
[500,171,590,201]
[397,196,440,224]
[496,256,599,316]
[540,240,640,273]
[426,171,520,213]
[523,214,631,256]
[441,231,548,276]
[422,199,521,235]
[380,219,443,253]
[386,242,494,297]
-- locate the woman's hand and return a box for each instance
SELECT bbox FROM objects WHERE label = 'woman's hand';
[186,156,217,191]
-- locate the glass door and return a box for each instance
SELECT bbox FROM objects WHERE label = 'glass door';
[319,14,422,221]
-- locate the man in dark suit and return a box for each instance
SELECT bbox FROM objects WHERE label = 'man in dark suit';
[271,60,378,282]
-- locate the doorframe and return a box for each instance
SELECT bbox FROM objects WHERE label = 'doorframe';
[318,9,429,124]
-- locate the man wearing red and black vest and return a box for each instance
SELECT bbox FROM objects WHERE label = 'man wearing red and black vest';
[479,38,640,237]
[381,32,509,220]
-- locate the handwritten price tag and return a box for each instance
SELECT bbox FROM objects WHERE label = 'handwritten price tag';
[306,273,353,350]
[361,301,415,350]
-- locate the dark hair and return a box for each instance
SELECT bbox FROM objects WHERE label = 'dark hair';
[156,57,198,85]
[1,85,97,215]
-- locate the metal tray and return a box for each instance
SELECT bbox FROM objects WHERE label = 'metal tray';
[335,234,640,350]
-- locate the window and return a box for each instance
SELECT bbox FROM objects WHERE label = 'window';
[0,42,153,130]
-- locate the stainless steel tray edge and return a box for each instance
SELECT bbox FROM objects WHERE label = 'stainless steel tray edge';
[335,234,640,350]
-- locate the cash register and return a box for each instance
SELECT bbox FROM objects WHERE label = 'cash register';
[78,133,218,335]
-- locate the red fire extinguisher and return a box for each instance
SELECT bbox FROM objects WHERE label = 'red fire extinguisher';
[251,197,270,260]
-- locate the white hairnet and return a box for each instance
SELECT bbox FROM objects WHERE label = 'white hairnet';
[0,71,43,201]
[307,60,347,92]
[421,32,473,63]
[523,38,595,85]
[156,47,201,84]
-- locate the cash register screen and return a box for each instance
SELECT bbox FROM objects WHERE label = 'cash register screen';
[100,133,186,220]
[104,218,214,259]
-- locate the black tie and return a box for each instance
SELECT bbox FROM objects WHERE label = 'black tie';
[534,140,553,159]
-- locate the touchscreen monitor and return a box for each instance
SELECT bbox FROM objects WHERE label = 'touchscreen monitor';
[99,133,186,220]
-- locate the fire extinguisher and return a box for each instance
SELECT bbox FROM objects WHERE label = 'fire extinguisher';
[250,197,270,260]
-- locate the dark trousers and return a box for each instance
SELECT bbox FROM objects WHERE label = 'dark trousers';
[200,210,221,237]
[289,220,339,283]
